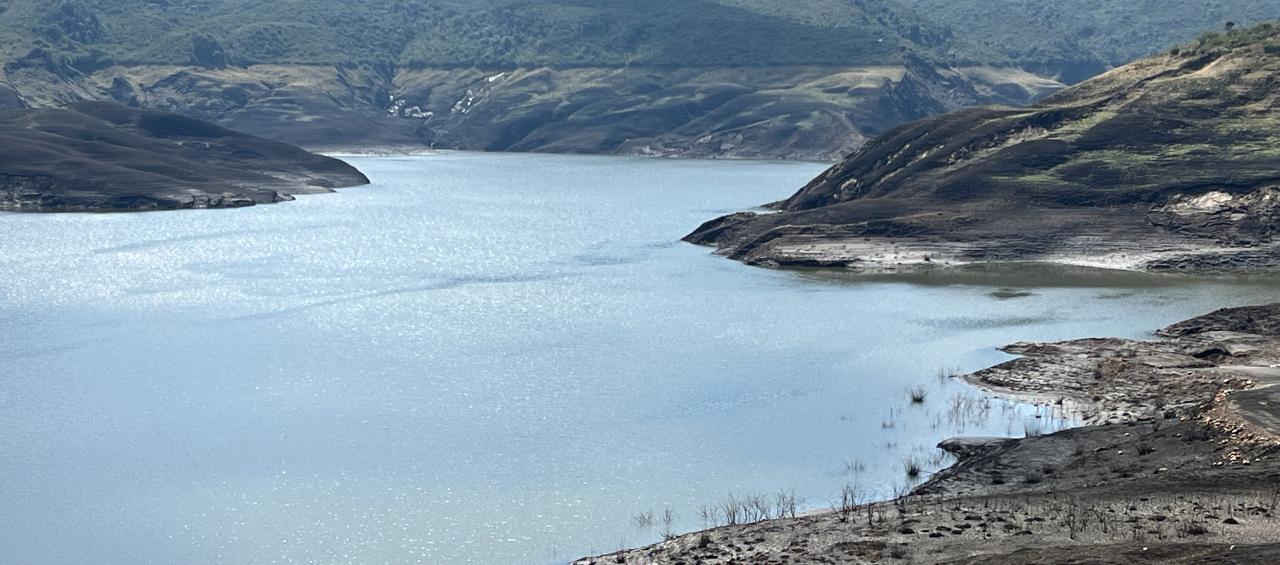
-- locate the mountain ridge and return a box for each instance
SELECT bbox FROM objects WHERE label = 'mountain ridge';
[3,1,1277,158]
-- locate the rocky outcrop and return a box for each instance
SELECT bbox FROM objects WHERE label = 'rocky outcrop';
[685,24,1280,273]
[0,101,368,212]
[1148,188,1280,245]
[1159,304,1280,338]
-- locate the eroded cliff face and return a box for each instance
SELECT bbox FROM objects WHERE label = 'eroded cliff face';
[0,57,1062,160]
[685,27,1280,273]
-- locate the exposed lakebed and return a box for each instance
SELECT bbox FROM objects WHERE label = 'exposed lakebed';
[2,153,1279,564]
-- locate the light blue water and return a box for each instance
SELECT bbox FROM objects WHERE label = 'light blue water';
[2,153,1278,564]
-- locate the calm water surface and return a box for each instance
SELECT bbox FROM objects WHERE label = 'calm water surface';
[2,153,1279,564]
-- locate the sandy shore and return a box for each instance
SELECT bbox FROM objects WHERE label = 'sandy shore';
[576,304,1280,564]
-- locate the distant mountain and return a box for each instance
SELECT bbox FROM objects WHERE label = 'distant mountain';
[0,0,962,68]
[0,102,368,211]
[0,1,1277,159]
[906,0,1280,82]
[685,23,1280,273]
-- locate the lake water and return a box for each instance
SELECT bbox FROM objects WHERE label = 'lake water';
[3,153,1279,564]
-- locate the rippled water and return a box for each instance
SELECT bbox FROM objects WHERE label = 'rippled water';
[2,153,1279,564]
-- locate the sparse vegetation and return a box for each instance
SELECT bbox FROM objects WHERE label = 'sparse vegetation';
[908,385,929,404]
[631,510,655,530]
[1185,21,1280,55]
[835,483,862,523]
[902,455,923,479]
[1023,419,1046,438]
[882,407,900,429]
[844,459,868,475]
[692,490,804,530]
[660,507,676,540]
[774,490,798,520]
[935,366,957,384]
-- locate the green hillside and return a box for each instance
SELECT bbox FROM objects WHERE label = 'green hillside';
[0,0,964,68]
[4,0,1278,77]
[905,0,1280,81]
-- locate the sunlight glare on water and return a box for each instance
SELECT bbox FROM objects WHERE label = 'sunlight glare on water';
[2,152,1279,564]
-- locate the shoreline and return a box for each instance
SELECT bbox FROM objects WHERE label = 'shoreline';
[707,233,1280,277]
[577,304,1280,564]
[317,146,837,165]
[316,146,442,158]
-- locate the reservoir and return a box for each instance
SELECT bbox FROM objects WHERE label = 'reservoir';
[2,153,1278,564]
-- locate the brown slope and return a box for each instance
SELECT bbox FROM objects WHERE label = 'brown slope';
[0,101,369,211]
